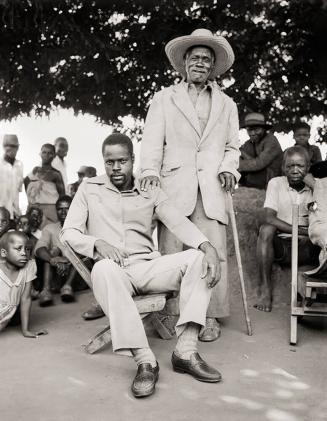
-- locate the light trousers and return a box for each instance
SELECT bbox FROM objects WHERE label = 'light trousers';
[91,249,211,353]
[158,192,229,318]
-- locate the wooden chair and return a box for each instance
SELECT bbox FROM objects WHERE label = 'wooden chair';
[62,241,170,354]
[290,204,327,345]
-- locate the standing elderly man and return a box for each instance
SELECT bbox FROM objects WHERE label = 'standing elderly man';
[140,28,240,342]
[0,134,24,221]
[52,137,69,194]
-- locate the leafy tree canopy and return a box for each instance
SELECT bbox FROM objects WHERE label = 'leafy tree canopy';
[0,0,326,138]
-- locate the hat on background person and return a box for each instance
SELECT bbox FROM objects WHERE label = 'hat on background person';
[165,28,235,79]
[241,112,272,129]
[77,166,88,176]
[3,134,19,146]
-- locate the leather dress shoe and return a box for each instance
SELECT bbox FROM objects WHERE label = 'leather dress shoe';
[82,303,105,320]
[198,318,221,342]
[131,362,159,398]
[171,352,222,383]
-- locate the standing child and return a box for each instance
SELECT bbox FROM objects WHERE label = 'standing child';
[24,144,65,227]
[0,231,47,337]
[293,122,322,166]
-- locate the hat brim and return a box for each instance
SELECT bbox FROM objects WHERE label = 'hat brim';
[241,121,272,130]
[165,34,234,79]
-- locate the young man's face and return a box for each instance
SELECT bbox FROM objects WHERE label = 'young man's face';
[0,211,10,236]
[17,216,31,235]
[29,209,43,229]
[283,152,309,186]
[40,146,55,165]
[247,126,266,143]
[56,200,71,224]
[1,235,29,268]
[294,128,310,147]
[55,140,68,159]
[184,46,214,85]
[3,138,19,161]
[103,144,134,191]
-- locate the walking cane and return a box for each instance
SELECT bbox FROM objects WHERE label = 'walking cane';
[227,192,253,336]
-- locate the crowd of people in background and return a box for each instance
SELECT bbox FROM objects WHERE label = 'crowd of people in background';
[0,114,326,338]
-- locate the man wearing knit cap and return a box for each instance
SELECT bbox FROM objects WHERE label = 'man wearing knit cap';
[140,28,240,342]
[239,112,283,190]
[0,134,24,220]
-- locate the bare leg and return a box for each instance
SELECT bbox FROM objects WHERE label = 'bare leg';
[254,224,277,312]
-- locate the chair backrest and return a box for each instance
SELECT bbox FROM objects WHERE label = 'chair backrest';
[62,241,92,289]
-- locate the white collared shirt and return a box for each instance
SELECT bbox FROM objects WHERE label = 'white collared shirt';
[264,176,313,226]
[0,157,24,218]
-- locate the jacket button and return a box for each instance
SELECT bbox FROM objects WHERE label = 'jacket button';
[198,168,203,172]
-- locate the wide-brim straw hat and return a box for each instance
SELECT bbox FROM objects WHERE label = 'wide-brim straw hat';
[165,28,235,79]
[241,112,272,129]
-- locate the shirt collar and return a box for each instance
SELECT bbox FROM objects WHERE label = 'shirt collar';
[86,174,141,193]
[182,79,214,92]
[286,181,311,193]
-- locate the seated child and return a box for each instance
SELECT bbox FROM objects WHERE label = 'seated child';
[293,122,322,166]
[35,196,78,306]
[16,214,38,257]
[26,206,43,240]
[0,231,47,337]
[0,207,11,239]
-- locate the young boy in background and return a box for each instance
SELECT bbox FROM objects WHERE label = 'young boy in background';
[293,122,322,166]
[0,231,47,337]
[0,207,11,238]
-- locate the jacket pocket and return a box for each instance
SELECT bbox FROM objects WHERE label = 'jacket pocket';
[160,164,181,177]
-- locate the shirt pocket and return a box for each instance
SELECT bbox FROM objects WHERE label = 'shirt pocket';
[160,164,181,177]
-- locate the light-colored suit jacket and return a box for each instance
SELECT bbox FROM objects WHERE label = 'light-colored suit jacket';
[140,81,240,225]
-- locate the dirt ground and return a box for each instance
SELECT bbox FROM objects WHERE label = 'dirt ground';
[1,288,327,421]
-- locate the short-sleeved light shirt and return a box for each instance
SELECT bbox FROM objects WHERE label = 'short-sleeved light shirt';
[35,222,64,253]
[264,176,313,226]
[0,157,24,218]
[0,259,36,329]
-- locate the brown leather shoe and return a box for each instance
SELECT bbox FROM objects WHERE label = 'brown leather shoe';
[171,352,222,383]
[82,303,105,320]
[198,318,221,342]
[131,363,159,398]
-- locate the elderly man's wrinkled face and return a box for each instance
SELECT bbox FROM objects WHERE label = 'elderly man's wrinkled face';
[3,138,19,161]
[184,46,214,85]
[283,152,309,187]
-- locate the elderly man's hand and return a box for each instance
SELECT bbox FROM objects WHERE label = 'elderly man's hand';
[140,175,160,192]
[199,241,221,288]
[95,239,129,267]
[219,172,236,193]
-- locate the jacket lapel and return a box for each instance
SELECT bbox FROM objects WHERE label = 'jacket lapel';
[172,83,201,138]
[199,85,226,146]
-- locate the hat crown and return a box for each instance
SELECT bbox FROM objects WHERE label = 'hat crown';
[245,113,266,123]
[190,28,215,38]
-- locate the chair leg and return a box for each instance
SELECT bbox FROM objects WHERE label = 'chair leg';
[290,315,298,346]
[150,312,175,340]
[84,325,112,354]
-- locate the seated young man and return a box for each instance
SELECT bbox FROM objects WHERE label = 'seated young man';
[61,133,222,398]
[26,206,43,240]
[238,112,283,190]
[35,196,77,306]
[255,145,319,312]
